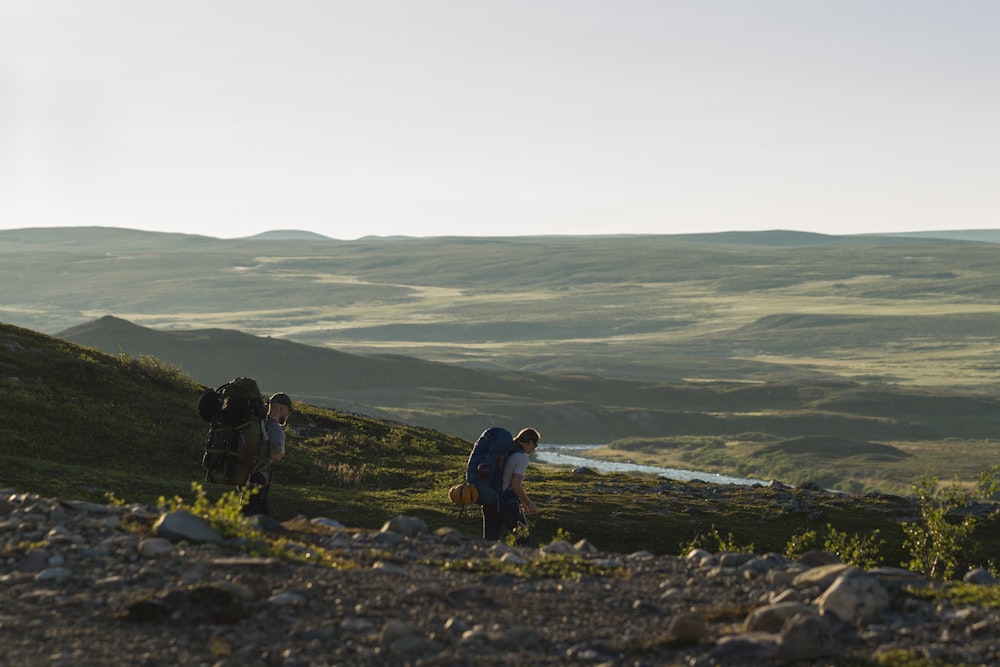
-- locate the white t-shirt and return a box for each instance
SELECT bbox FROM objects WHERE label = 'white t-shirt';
[502,450,529,491]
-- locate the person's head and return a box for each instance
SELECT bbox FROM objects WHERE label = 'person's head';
[514,427,540,453]
[268,392,293,426]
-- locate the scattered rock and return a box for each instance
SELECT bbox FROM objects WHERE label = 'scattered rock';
[665,612,706,644]
[540,540,576,555]
[2,490,1000,665]
[778,611,838,660]
[815,570,890,624]
[381,514,428,537]
[743,602,813,633]
[153,510,222,544]
[138,537,174,558]
[964,568,999,585]
[792,562,854,589]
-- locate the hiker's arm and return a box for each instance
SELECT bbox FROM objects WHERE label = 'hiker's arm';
[271,450,284,462]
[509,473,538,514]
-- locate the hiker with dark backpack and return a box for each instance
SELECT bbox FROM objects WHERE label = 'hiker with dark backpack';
[241,392,293,517]
[198,379,293,517]
[481,427,540,545]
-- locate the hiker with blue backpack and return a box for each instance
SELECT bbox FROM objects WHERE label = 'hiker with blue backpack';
[471,427,541,545]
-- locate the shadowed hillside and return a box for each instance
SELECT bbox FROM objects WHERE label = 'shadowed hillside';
[51,315,1000,494]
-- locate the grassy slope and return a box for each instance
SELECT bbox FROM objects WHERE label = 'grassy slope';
[54,315,1000,495]
[4,320,1000,572]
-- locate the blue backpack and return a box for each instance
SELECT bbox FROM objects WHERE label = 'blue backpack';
[465,427,519,507]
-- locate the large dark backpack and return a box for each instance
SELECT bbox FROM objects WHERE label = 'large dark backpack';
[464,427,519,507]
[198,377,268,486]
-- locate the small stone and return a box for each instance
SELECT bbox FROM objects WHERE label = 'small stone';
[499,552,526,565]
[779,611,838,660]
[17,550,51,573]
[153,510,222,544]
[792,563,854,589]
[372,561,407,575]
[816,571,889,624]
[381,515,428,537]
[138,537,174,558]
[268,591,306,606]
[34,567,71,584]
[665,612,706,644]
[712,633,780,662]
[963,568,999,585]
[380,619,419,645]
[743,602,813,633]
[540,540,577,555]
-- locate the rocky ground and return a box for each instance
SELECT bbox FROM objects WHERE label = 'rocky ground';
[2,489,1000,667]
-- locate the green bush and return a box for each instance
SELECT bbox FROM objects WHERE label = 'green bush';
[901,475,978,580]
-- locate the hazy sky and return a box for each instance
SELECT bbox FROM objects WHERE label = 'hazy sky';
[3,1,998,239]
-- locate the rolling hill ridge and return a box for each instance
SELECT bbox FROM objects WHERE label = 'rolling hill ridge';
[54,315,1000,494]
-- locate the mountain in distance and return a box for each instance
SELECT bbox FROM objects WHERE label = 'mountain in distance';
[871,229,1000,244]
[57,315,519,426]
[5,224,999,247]
[0,225,220,252]
[0,225,339,252]
[243,229,335,241]
[62,315,745,441]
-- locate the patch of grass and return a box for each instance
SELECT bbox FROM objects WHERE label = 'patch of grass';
[682,526,755,555]
[785,524,886,569]
[908,582,1000,608]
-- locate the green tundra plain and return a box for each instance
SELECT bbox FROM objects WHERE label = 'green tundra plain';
[4,227,1000,496]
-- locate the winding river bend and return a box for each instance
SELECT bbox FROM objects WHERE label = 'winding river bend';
[534,444,769,487]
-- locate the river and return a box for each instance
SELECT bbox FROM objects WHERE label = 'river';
[534,444,769,487]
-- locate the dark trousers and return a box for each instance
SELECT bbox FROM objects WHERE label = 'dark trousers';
[482,502,529,545]
[241,472,271,517]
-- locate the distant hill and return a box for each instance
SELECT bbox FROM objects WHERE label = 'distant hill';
[243,229,335,241]
[0,225,219,251]
[57,315,528,427]
[672,230,846,246]
[871,229,1000,244]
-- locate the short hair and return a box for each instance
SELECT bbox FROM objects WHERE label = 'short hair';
[269,392,292,408]
[514,428,540,444]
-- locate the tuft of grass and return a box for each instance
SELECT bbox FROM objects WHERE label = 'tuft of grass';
[152,482,357,569]
[908,582,1000,608]
[157,482,256,540]
[785,524,885,569]
[681,526,755,555]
